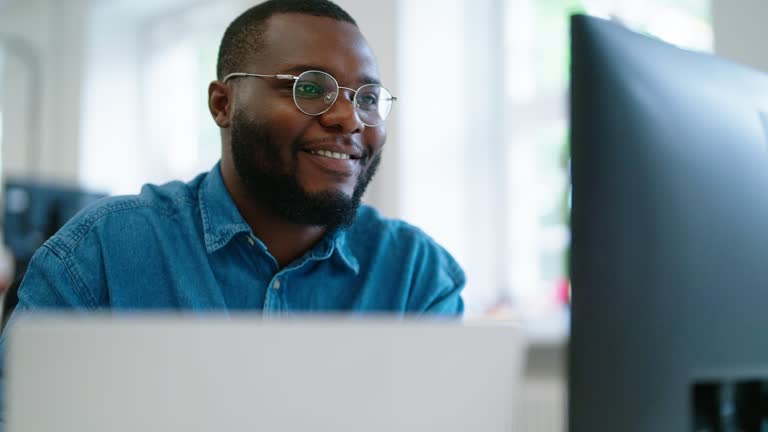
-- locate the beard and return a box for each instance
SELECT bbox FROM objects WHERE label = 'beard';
[230,110,381,229]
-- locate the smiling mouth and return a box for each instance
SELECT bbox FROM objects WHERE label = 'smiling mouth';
[303,149,361,161]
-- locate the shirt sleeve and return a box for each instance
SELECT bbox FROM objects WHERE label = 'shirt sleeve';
[421,253,465,315]
[403,229,466,316]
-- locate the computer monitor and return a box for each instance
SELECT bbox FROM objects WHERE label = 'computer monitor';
[569,14,768,432]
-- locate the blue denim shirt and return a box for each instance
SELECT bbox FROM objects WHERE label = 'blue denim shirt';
[8,162,465,314]
[0,163,464,423]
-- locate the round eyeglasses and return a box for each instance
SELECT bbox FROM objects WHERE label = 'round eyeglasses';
[223,70,397,127]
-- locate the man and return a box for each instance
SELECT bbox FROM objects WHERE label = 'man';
[1,0,464,323]
[0,0,464,421]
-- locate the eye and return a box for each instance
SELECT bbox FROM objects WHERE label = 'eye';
[294,81,325,99]
[356,91,379,111]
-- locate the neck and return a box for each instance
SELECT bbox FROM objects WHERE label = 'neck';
[221,163,327,269]
[243,204,327,269]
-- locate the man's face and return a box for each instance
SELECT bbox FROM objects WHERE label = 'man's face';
[228,13,387,227]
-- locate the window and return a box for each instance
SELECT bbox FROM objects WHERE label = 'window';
[139,3,235,186]
[80,0,240,194]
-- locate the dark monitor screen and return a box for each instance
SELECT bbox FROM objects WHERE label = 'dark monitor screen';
[569,14,768,432]
[3,180,106,263]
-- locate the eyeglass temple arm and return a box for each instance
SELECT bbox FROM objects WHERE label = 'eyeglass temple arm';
[222,72,298,83]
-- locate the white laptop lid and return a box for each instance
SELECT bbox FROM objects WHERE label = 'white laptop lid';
[6,316,522,432]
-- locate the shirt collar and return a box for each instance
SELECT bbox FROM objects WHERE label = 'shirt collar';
[198,162,361,273]
[198,162,252,253]
[326,227,360,274]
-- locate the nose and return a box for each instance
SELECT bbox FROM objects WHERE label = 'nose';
[318,88,365,134]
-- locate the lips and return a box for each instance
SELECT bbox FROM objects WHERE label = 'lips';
[307,149,353,160]
[299,137,365,160]
[299,149,360,176]
[298,137,365,177]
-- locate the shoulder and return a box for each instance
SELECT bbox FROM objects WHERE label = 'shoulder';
[346,205,465,314]
[45,174,206,258]
[350,205,445,247]
[348,205,465,283]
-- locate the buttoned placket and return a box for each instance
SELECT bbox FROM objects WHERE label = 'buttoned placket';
[244,233,338,315]
[244,234,294,315]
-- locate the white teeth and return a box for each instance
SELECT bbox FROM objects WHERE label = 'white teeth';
[310,150,350,160]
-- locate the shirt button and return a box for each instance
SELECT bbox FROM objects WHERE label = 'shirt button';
[273,280,281,290]
[247,236,255,246]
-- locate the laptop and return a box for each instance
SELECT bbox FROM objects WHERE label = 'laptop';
[5,316,523,432]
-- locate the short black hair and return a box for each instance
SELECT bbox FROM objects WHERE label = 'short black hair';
[216,0,357,80]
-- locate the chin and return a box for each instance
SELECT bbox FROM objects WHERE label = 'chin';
[301,181,356,198]
[310,188,355,199]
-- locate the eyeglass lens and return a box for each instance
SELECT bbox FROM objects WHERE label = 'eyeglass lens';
[293,71,394,126]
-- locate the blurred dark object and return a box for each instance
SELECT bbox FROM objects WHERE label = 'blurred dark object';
[569,14,768,432]
[2,179,106,327]
[692,380,768,432]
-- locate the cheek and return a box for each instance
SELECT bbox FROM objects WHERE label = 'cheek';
[365,127,387,159]
[260,108,313,156]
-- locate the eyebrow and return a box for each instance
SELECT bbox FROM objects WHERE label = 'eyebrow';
[278,64,382,86]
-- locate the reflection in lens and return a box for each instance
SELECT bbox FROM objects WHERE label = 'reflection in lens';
[294,71,338,115]
[294,81,324,99]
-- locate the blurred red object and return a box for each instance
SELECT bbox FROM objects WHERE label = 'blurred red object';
[555,278,571,305]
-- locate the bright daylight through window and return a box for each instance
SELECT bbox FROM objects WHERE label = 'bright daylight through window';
[501,0,711,319]
[399,0,711,319]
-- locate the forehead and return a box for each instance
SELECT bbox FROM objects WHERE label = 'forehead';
[253,13,380,85]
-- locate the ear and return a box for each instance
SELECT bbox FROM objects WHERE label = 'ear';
[209,80,232,128]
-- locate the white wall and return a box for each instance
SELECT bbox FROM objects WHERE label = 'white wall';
[712,0,768,73]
